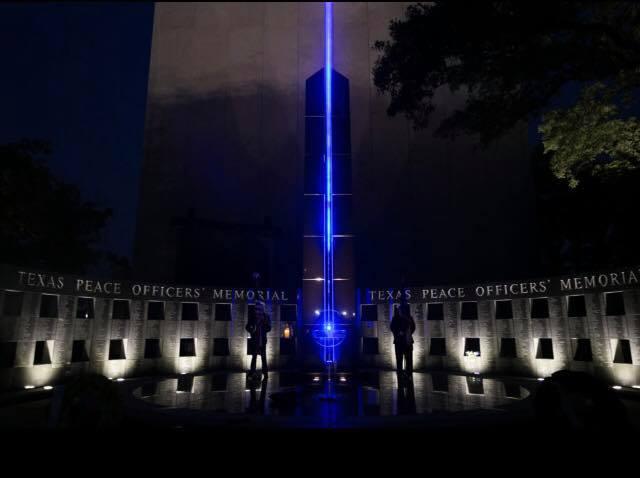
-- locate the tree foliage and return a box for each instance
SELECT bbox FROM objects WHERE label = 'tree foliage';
[540,81,640,187]
[0,140,112,273]
[373,1,640,184]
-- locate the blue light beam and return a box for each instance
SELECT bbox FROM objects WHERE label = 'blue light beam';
[323,1,335,365]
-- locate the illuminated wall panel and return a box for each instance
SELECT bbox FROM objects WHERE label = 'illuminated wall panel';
[0,270,298,390]
[360,287,640,386]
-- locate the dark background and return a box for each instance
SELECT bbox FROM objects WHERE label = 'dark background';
[0,2,154,268]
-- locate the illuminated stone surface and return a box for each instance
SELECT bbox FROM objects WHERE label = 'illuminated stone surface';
[1,264,640,389]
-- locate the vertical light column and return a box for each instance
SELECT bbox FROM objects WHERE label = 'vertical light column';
[323,1,335,363]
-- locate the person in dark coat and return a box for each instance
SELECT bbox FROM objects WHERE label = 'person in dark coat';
[390,302,416,377]
[247,298,271,377]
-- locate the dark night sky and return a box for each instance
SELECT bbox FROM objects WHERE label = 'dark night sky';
[0,2,154,265]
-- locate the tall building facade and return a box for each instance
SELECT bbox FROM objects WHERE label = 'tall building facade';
[135,2,535,293]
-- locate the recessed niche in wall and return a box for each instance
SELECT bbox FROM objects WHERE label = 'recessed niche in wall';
[431,373,449,392]
[76,297,94,319]
[144,339,161,359]
[613,339,633,364]
[181,303,199,321]
[280,304,297,322]
[531,297,549,319]
[605,292,625,316]
[567,295,587,317]
[2,291,23,316]
[573,338,593,362]
[147,301,164,321]
[177,375,193,393]
[210,373,227,391]
[71,340,89,362]
[500,338,517,358]
[215,303,232,321]
[39,294,58,318]
[464,338,481,357]
[466,376,484,395]
[460,301,478,320]
[280,337,295,355]
[361,304,378,321]
[213,338,229,356]
[429,337,447,356]
[536,338,554,359]
[108,339,126,360]
[179,338,196,357]
[33,341,51,365]
[0,342,17,368]
[427,303,444,320]
[495,300,513,319]
[362,337,379,354]
[112,299,130,320]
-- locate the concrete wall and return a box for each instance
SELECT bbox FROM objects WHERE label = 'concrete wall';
[360,289,640,386]
[2,264,640,389]
[0,288,298,390]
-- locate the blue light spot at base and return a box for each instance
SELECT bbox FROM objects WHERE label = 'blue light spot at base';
[313,308,346,366]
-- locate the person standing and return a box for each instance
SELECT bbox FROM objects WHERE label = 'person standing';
[390,303,416,378]
[247,273,271,377]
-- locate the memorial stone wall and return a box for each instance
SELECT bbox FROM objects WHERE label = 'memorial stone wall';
[2,263,640,390]
[361,266,640,386]
[0,264,298,390]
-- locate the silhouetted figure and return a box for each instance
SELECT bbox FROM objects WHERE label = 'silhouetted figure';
[247,300,271,377]
[246,273,271,377]
[390,303,416,378]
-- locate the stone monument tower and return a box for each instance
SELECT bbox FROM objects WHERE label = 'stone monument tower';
[301,3,356,370]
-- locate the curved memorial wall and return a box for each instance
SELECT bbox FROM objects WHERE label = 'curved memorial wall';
[2,263,640,390]
[360,266,640,386]
[0,264,298,390]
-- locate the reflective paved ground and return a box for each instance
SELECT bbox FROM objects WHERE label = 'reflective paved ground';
[128,370,532,428]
